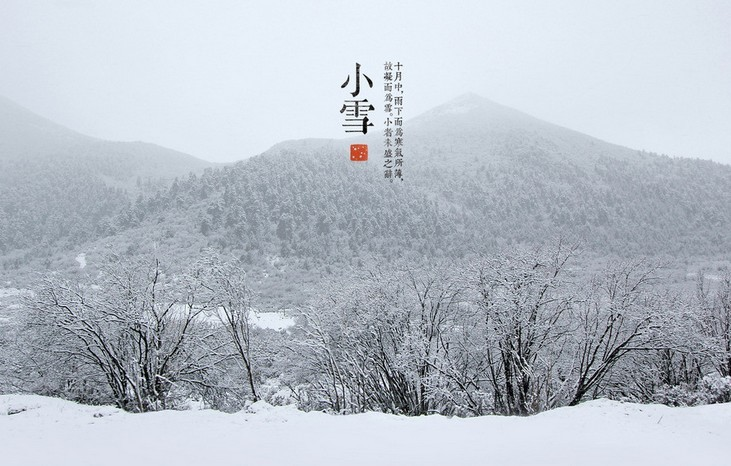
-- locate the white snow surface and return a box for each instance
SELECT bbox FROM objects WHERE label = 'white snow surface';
[75,253,86,269]
[1,395,729,465]
[197,309,295,331]
[0,288,23,298]
[249,310,295,331]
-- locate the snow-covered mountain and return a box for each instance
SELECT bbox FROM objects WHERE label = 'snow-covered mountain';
[1,93,730,283]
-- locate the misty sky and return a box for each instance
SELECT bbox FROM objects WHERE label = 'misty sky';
[1,1,729,164]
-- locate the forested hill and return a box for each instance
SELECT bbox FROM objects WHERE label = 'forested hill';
[0,96,214,255]
[106,95,731,269]
[1,94,729,277]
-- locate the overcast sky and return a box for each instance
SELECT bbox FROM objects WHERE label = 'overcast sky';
[1,0,729,164]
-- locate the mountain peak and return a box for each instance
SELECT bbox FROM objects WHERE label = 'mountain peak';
[447,91,485,103]
[409,93,546,141]
[411,93,538,128]
[431,92,486,115]
[402,93,646,167]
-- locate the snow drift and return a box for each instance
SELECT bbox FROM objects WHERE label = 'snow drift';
[1,395,729,465]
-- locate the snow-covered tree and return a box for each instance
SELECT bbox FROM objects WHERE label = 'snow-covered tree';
[26,254,218,412]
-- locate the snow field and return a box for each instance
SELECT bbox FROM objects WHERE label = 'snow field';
[1,395,729,466]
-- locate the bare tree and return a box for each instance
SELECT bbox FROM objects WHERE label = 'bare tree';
[697,269,731,377]
[27,254,218,412]
[568,259,661,405]
[473,243,577,415]
[297,265,466,415]
[196,253,260,401]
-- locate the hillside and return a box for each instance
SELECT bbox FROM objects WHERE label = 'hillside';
[1,94,729,291]
[99,95,731,264]
[0,96,215,256]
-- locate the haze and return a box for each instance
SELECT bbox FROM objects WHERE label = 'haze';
[1,0,729,164]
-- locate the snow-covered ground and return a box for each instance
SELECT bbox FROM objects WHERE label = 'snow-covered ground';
[0,287,24,299]
[0,288,27,325]
[249,309,295,331]
[1,395,729,466]
[75,253,87,269]
[197,308,296,331]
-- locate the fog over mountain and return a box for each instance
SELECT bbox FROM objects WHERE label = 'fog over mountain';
[0,96,214,258]
[110,93,730,262]
[2,93,728,289]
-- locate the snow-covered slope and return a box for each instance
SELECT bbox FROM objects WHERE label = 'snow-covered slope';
[1,395,729,466]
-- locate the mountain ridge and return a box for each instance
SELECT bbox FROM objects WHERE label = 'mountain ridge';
[0,96,215,256]
[1,93,729,290]
[0,95,213,170]
[0,95,93,158]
